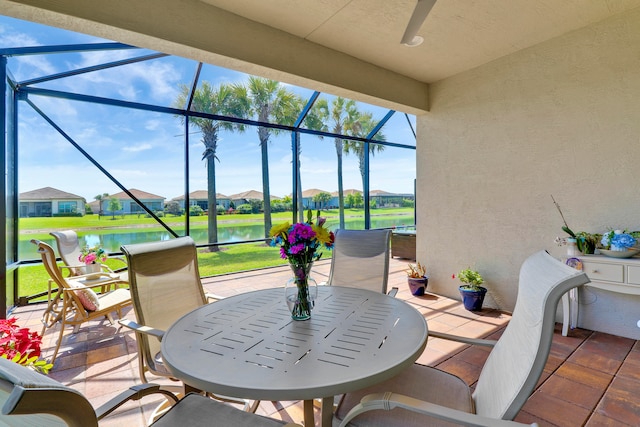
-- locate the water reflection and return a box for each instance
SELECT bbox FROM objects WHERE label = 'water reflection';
[21,217,414,258]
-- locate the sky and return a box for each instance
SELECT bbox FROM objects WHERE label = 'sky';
[1,15,417,203]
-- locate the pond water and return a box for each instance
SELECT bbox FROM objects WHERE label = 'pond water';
[21,216,415,259]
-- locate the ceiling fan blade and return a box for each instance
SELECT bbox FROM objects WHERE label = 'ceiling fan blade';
[401,0,437,45]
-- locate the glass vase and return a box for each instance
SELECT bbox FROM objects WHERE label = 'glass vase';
[566,238,579,257]
[285,262,317,321]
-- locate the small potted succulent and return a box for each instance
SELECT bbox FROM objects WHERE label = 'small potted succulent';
[406,262,428,296]
[454,268,486,311]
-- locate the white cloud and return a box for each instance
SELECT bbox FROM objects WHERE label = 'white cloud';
[145,119,161,131]
[123,143,152,153]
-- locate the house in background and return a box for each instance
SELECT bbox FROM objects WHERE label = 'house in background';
[370,189,414,208]
[19,187,85,217]
[301,189,330,210]
[326,189,415,209]
[171,190,231,212]
[227,190,281,207]
[98,188,165,215]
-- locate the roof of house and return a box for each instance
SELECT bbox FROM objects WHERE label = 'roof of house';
[370,189,393,196]
[171,190,229,201]
[301,188,329,197]
[108,188,165,200]
[227,190,281,201]
[332,189,362,197]
[19,187,85,201]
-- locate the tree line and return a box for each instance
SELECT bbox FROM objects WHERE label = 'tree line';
[173,77,386,251]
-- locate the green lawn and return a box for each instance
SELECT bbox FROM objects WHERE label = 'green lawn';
[18,207,414,231]
[17,207,415,301]
[19,242,288,302]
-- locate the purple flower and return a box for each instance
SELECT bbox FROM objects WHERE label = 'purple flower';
[289,243,305,255]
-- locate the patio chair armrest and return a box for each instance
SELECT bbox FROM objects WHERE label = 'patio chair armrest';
[428,330,497,347]
[119,319,165,341]
[205,293,225,303]
[95,383,179,421]
[338,392,538,427]
[106,256,128,272]
[59,264,81,271]
[387,287,399,297]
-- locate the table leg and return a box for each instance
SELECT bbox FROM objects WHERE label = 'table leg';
[303,397,333,427]
[320,397,333,427]
[303,399,314,426]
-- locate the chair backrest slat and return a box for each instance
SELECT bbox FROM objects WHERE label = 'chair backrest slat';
[327,229,391,293]
[472,250,589,419]
[50,230,84,276]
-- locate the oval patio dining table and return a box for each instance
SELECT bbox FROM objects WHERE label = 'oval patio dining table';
[161,285,428,427]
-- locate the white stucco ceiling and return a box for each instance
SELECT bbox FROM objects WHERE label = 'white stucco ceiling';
[200,0,640,83]
[2,0,640,112]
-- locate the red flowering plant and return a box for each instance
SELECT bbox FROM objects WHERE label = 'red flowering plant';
[0,317,52,374]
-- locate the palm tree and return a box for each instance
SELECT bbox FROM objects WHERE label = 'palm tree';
[297,98,328,221]
[344,111,386,193]
[316,97,359,229]
[174,81,246,251]
[94,192,109,216]
[236,77,301,237]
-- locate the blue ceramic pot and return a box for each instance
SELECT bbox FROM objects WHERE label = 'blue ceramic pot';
[408,277,428,296]
[459,286,487,311]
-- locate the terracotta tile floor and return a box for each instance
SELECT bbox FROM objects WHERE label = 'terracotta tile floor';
[12,257,640,426]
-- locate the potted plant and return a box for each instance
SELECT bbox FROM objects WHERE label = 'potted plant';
[575,231,600,255]
[455,268,486,311]
[79,245,108,278]
[406,262,428,296]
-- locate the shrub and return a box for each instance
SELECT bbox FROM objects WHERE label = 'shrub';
[189,205,204,216]
[271,200,291,213]
[248,199,262,214]
[236,204,253,214]
[165,201,183,216]
[401,198,415,208]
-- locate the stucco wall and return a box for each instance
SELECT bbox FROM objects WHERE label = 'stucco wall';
[416,10,640,318]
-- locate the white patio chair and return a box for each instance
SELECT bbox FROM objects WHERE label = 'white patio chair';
[0,357,300,427]
[334,250,590,427]
[326,229,396,296]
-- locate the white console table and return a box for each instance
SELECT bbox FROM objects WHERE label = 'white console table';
[562,254,640,336]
